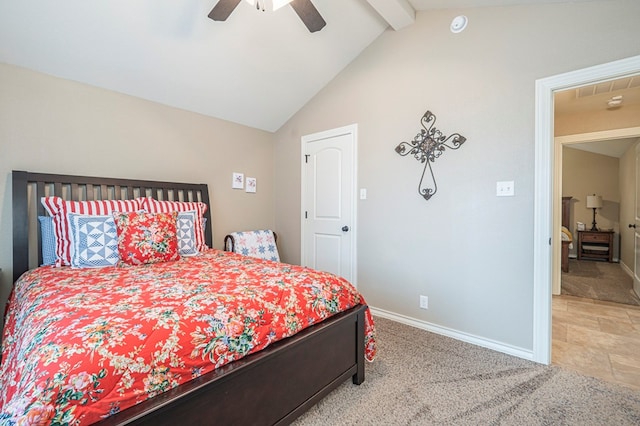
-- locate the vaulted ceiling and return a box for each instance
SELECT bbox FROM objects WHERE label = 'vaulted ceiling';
[0,0,621,132]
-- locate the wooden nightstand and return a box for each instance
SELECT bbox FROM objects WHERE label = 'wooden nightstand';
[577,230,614,262]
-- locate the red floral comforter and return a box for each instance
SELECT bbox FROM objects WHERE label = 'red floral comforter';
[0,249,376,425]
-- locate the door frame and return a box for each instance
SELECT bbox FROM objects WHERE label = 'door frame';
[533,54,640,364]
[634,143,640,298]
[300,123,358,286]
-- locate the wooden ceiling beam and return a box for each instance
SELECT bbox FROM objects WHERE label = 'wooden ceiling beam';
[366,0,415,31]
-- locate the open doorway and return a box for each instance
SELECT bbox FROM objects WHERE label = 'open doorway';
[554,87,640,293]
[533,55,640,365]
[553,75,640,304]
[534,57,640,390]
[556,130,640,305]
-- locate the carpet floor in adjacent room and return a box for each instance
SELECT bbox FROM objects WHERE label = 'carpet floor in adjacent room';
[294,317,640,425]
[561,259,640,306]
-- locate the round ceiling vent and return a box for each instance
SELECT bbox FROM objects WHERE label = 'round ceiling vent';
[450,15,468,33]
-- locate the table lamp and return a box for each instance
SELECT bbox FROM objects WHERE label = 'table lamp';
[586,194,603,231]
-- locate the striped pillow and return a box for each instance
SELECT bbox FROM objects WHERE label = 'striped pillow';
[41,196,141,266]
[138,197,208,252]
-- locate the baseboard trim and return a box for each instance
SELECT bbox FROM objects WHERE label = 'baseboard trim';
[369,306,535,362]
[619,261,640,298]
[620,260,633,279]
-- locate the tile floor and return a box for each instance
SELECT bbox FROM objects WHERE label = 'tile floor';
[552,294,640,390]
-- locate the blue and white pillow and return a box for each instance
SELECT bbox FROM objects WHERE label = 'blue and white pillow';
[38,216,57,266]
[231,230,280,262]
[68,213,120,268]
[176,211,199,256]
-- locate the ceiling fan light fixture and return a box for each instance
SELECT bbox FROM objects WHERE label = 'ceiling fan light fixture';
[210,0,325,33]
[244,0,292,11]
[272,0,293,11]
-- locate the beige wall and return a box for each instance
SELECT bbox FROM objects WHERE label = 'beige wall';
[0,63,276,329]
[562,147,620,258]
[273,1,640,351]
[555,105,640,136]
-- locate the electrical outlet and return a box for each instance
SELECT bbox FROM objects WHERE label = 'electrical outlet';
[419,295,428,310]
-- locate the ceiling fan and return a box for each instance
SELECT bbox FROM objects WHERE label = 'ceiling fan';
[208,0,326,33]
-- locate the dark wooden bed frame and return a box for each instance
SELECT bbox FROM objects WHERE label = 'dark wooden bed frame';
[11,170,367,425]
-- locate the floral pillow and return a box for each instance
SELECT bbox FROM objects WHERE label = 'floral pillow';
[138,197,209,252]
[113,211,180,266]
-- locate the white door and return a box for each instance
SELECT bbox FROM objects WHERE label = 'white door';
[634,143,640,297]
[301,124,357,285]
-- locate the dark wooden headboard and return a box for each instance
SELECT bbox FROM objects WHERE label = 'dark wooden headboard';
[562,196,572,229]
[12,170,213,282]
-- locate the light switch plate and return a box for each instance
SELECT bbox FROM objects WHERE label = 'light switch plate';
[496,181,514,197]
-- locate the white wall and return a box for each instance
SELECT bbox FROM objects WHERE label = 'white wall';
[273,1,640,352]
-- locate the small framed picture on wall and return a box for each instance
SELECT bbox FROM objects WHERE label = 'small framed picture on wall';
[246,177,257,193]
[232,172,244,189]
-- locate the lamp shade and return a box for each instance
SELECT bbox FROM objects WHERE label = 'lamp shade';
[586,195,603,209]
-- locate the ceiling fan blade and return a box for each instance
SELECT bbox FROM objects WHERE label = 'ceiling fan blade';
[208,0,242,21]
[290,0,326,33]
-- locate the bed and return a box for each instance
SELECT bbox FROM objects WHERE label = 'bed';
[4,170,376,425]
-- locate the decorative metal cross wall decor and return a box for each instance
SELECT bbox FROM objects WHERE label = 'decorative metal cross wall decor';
[394,110,467,201]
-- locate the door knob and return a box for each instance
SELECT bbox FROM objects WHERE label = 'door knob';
[629,224,637,229]
[342,226,349,232]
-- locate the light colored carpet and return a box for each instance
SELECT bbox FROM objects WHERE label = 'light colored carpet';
[294,317,640,425]
[561,259,640,306]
